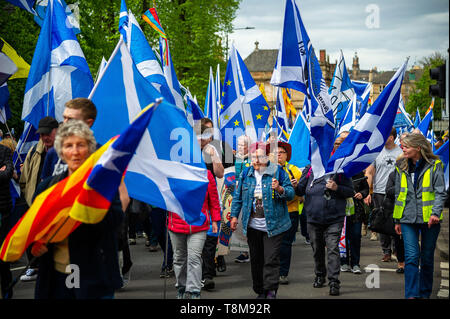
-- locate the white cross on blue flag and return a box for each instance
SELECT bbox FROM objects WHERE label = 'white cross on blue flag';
[90,39,208,226]
[21,0,93,130]
[326,59,408,178]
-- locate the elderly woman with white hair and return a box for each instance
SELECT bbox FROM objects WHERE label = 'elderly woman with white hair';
[31,120,124,299]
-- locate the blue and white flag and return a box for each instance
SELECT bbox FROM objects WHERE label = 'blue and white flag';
[21,0,93,130]
[326,59,408,177]
[34,0,80,35]
[126,11,175,105]
[270,0,310,94]
[337,93,357,135]
[414,108,421,128]
[118,0,128,42]
[0,83,12,124]
[204,67,220,139]
[329,51,354,126]
[352,80,372,119]
[418,107,433,137]
[184,86,204,127]
[275,87,290,135]
[219,44,270,149]
[159,38,185,114]
[5,0,36,14]
[288,111,310,168]
[394,95,414,131]
[215,64,221,117]
[12,121,40,173]
[89,39,208,225]
[435,140,449,190]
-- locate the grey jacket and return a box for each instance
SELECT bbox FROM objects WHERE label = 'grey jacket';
[394,158,447,224]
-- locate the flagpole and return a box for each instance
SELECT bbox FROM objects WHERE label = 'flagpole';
[3,215,72,299]
[12,124,33,167]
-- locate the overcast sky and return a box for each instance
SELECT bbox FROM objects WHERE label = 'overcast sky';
[228,0,449,71]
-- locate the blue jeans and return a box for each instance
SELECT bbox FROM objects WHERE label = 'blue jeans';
[280,212,299,277]
[340,219,362,267]
[401,223,440,299]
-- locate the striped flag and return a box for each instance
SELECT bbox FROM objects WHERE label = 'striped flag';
[142,8,167,39]
[0,103,156,262]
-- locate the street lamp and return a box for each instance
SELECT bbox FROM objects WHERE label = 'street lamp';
[225,26,255,61]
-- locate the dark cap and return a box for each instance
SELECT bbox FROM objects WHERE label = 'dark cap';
[37,116,59,135]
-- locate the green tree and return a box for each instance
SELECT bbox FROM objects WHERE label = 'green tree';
[0,0,240,137]
[406,52,446,120]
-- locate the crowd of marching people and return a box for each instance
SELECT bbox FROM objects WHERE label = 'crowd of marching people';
[0,97,448,300]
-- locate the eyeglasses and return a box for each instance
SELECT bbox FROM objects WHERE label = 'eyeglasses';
[277,151,286,154]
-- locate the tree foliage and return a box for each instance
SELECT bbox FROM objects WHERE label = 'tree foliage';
[0,0,241,137]
[406,52,446,120]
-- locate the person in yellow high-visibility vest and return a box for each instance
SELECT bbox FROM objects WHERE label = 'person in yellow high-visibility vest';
[276,142,303,285]
[393,133,446,299]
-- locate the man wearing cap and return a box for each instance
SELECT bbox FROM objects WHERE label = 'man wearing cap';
[276,141,303,285]
[18,116,59,282]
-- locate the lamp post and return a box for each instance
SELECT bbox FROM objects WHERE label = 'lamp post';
[225,26,255,61]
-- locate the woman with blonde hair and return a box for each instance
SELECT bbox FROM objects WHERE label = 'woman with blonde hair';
[393,133,446,299]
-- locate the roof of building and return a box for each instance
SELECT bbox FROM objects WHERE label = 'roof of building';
[244,49,278,72]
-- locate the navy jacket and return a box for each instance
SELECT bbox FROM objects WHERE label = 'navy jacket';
[296,166,354,225]
[34,172,124,299]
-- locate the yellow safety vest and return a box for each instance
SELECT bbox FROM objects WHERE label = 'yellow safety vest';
[345,198,355,216]
[393,160,443,222]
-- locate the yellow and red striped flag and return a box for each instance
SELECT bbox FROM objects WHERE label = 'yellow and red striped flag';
[0,103,156,262]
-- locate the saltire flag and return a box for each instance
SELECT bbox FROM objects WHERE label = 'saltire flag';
[0,83,12,123]
[12,121,40,173]
[0,38,30,83]
[90,39,208,225]
[183,86,204,127]
[270,115,290,142]
[326,59,408,178]
[205,66,220,139]
[4,0,36,14]
[219,44,271,149]
[417,106,433,136]
[352,80,372,120]
[337,93,357,135]
[158,38,185,113]
[215,64,222,121]
[414,108,421,128]
[21,0,93,130]
[142,7,167,39]
[0,103,156,262]
[435,140,449,190]
[94,56,108,84]
[394,94,414,131]
[34,0,80,34]
[126,11,175,105]
[270,0,309,94]
[118,0,128,42]
[288,110,310,168]
[275,87,290,134]
[329,51,354,125]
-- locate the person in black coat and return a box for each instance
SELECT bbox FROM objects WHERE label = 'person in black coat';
[30,120,123,299]
[0,144,14,298]
[295,165,354,296]
[383,170,405,273]
[340,171,370,274]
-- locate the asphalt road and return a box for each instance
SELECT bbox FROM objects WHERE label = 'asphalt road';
[7,229,443,300]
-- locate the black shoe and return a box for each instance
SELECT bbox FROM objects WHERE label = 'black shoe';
[203,278,215,291]
[216,256,226,272]
[256,293,266,299]
[396,267,404,274]
[329,281,340,296]
[313,276,326,288]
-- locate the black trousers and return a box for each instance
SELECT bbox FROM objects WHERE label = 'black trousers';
[246,227,285,294]
[202,235,218,280]
[0,206,12,298]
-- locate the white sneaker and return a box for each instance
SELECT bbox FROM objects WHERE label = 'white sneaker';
[340,264,351,272]
[121,270,131,288]
[352,265,362,274]
[20,268,38,282]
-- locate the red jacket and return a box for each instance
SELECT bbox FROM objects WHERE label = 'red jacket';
[168,170,221,234]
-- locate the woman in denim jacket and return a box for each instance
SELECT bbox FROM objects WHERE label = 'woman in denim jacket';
[230,142,294,299]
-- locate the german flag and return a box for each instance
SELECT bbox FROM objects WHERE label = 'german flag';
[0,102,156,262]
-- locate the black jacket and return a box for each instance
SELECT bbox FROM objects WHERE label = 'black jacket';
[351,171,370,223]
[382,170,396,216]
[0,144,13,211]
[296,165,355,225]
[34,172,124,299]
